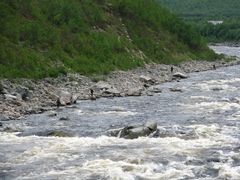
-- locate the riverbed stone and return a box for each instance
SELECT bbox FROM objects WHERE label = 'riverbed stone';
[15,86,31,101]
[0,114,10,121]
[4,94,18,101]
[94,81,112,91]
[147,86,162,93]
[169,87,183,92]
[126,88,143,96]
[139,75,156,85]
[57,90,77,106]
[173,72,188,79]
[59,117,70,121]
[108,121,158,139]
[46,130,72,137]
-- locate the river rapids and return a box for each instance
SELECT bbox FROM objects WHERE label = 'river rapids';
[0,45,240,180]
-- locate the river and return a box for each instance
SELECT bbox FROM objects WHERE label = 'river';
[0,46,240,180]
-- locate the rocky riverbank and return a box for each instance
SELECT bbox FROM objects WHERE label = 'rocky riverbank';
[1,59,240,120]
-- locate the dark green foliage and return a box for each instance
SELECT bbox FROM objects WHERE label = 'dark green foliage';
[198,19,240,42]
[0,0,217,78]
[158,0,240,42]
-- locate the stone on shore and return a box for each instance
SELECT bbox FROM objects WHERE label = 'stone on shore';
[139,75,156,85]
[57,90,77,106]
[126,87,143,96]
[91,81,120,97]
[102,88,121,97]
[4,94,18,101]
[15,86,31,101]
[94,81,112,91]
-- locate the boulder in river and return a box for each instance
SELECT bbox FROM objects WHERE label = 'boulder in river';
[32,130,72,137]
[108,121,158,139]
[57,90,77,106]
[173,72,188,79]
[169,87,183,92]
[59,116,70,121]
[147,86,162,93]
[46,130,71,137]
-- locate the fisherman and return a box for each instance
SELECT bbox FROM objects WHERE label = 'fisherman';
[171,66,174,73]
[213,64,216,70]
[56,98,61,108]
[90,88,96,100]
[90,88,94,96]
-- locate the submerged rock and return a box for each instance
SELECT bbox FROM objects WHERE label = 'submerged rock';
[32,130,72,137]
[169,87,183,92]
[59,116,70,121]
[3,127,22,132]
[47,111,57,117]
[108,121,158,139]
[46,130,71,137]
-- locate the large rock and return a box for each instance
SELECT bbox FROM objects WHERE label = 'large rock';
[108,121,158,139]
[4,94,18,101]
[94,81,112,91]
[102,88,121,97]
[126,87,143,96]
[92,81,120,97]
[57,90,77,106]
[15,86,31,101]
[169,87,183,92]
[173,72,188,79]
[147,86,162,93]
[139,75,156,85]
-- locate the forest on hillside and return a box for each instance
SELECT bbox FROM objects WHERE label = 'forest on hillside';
[158,0,240,42]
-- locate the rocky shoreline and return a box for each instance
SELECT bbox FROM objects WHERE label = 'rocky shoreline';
[1,59,240,121]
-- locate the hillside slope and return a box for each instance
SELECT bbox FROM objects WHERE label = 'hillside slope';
[0,0,217,78]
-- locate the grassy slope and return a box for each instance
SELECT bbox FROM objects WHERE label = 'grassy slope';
[0,0,217,79]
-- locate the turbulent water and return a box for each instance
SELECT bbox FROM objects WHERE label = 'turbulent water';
[1,46,240,180]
